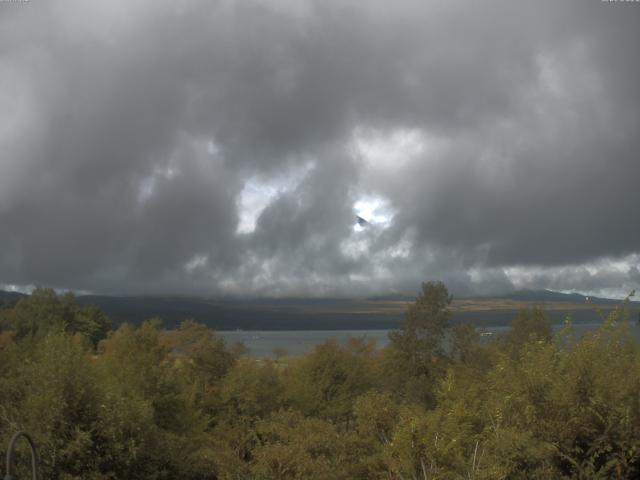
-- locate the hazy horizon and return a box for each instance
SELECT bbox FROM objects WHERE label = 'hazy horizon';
[1,285,635,304]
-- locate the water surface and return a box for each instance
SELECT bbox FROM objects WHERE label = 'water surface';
[219,322,640,357]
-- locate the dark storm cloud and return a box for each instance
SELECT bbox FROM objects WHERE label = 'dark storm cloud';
[0,0,639,297]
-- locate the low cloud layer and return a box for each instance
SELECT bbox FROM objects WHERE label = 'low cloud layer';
[1,0,639,297]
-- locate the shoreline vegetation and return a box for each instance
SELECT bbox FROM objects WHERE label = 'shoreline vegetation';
[1,283,639,479]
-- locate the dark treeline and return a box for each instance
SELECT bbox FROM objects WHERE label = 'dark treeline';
[0,283,639,479]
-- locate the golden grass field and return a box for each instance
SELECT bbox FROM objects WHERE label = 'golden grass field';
[263,297,639,317]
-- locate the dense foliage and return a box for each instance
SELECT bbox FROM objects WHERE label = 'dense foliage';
[0,284,639,479]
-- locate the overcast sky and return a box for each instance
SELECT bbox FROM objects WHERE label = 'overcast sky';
[1,0,639,298]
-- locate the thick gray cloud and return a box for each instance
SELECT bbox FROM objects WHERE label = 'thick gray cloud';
[0,0,639,297]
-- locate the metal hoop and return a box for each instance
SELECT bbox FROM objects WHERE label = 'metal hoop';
[4,431,39,480]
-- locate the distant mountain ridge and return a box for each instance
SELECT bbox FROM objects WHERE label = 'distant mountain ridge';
[371,289,633,304]
[1,288,636,330]
[500,290,586,302]
[0,290,26,303]
[1,288,629,304]
[496,289,634,304]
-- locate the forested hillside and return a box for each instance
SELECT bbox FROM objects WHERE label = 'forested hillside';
[0,284,639,479]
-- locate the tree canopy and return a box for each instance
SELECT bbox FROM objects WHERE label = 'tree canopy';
[1,284,639,479]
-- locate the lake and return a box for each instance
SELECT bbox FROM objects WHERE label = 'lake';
[219,322,640,357]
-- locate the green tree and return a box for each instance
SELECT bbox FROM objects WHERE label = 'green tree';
[487,307,640,478]
[249,410,348,480]
[220,360,284,419]
[0,332,105,480]
[0,288,111,346]
[70,304,112,347]
[96,320,216,479]
[499,307,552,357]
[284,338,376,425]
[173,320,238,385]
[385,281,452,405]
[352,391,401,478]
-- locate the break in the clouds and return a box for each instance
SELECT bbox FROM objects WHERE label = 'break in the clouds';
[0,0,639,298]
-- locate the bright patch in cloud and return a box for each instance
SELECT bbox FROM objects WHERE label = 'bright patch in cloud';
[352,127,443,172]
[184,254,208,273]
[353,195,395,231]
[0,284,33,294]
[236,162,313,234]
